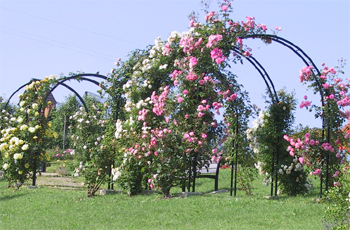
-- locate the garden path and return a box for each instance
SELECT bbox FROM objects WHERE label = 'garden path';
[35,173,84,189]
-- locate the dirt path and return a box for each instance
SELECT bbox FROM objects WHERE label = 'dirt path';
[35,173,84,189]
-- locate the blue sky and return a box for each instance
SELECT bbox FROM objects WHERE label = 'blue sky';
[1,0,349,128]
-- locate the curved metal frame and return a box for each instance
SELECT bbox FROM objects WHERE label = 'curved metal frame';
[5,74,106,111]
[229,46,281,197]
[241,34,331,196]
[42,74,108,112]
[3,36,332,197]
[3,73,109,187]
[230,46,279,196]
[231,46,279,104]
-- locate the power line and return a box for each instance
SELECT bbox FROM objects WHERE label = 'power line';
[1,6,143,47]
[1,25,117,60]
[2,30,116,62]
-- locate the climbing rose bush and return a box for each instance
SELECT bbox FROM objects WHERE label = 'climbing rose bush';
[285,61,349,188]
[109,0,275,197]
[69,103,111,196]
[0,76,57,188]
[289,60,349,228]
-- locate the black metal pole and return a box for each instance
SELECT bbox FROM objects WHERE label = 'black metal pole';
[325,117,331,192]
[320,172,323,198]
[275,146,279,197]
[274,115,280,197]
[270,151,274,197]
[187,157,191,192]
[192,155,197,192]
[325,152,329,191]
[230,153,234,196]
[32,151,37,186]
[234,113,239,196]
[234,140,238,197]
[108,164,111,190]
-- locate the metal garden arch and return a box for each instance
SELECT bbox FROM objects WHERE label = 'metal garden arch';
[4,73,114,187]
[3,35,333,197]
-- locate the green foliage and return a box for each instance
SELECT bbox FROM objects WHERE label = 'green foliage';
[0,96,16,115]
[250,89,309,196]
[69,99,111,196]
[222,84,258,195]
[115,156,145,195]
[324,162,350,229]
[237,164,258,195]
[49,94,81,148]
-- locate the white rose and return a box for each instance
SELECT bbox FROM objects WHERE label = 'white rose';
[21,144,29,151]
[2,163,9,170]
[19,101,26,107]
[13,153,23,160]
[20,125,28,131]
[28,127,36,133]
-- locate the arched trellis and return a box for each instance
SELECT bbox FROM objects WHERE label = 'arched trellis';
[185,48,282,195]
[45,73,108,111]
[225,47,281,197]
[5,73,108,113]
[240,34,331,196]
[2,37,332,197]
[3,73,118,188]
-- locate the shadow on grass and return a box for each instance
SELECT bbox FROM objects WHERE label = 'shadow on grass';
[40,184,85,191]
[0,192,27,202]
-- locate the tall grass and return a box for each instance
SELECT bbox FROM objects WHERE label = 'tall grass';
[0,169,327,230]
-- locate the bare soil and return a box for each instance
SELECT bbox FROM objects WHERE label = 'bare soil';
[35,173,84,190]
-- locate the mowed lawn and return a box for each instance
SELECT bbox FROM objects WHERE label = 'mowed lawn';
[0,169,327,230]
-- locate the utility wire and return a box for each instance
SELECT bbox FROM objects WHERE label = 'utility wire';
[1,6,143,46]
[1,25,117,60]
[2,30,116,62]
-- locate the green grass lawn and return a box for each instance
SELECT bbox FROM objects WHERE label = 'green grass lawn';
[0,169,327,230]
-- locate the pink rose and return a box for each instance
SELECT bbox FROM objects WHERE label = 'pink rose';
[298,157,304,165]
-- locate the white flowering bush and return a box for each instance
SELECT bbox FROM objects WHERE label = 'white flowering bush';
[0,109,15,165]
[69,103,112,196]
[0,76,57,188]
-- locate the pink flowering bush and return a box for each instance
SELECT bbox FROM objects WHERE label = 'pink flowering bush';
[107,0,272,197]
[291,60,349,227]
[286,60,349,189]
